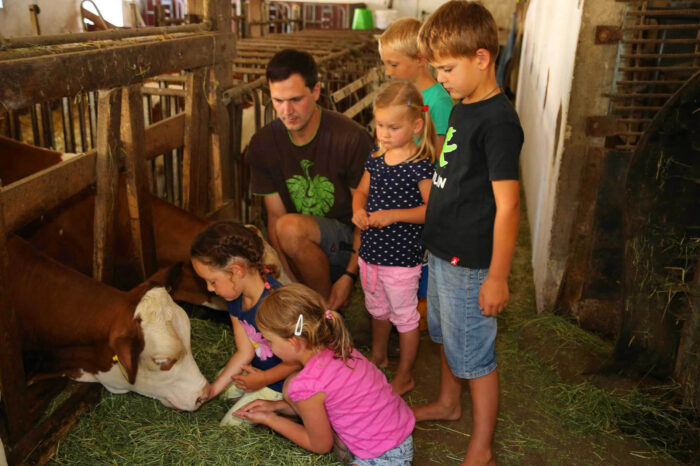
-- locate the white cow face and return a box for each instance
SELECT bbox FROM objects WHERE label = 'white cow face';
[95,288,209,411]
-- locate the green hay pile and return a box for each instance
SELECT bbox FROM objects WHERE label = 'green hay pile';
[50,316,342,465]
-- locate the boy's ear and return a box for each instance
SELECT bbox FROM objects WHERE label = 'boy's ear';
[475,48,493,70]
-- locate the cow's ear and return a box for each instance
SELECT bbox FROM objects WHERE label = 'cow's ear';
[112,325,144,384]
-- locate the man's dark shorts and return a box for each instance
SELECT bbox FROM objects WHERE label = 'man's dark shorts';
[312,215,354,283]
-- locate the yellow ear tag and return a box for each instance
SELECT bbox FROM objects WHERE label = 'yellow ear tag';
[112,355,129,382]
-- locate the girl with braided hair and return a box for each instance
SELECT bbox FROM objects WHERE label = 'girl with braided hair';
[233,284,415,465]
[190,221,299,426]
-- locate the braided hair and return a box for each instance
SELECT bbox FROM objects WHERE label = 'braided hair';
[190,221,277,284]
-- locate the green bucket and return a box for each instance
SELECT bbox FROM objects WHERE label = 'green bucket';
[351,8,374,30]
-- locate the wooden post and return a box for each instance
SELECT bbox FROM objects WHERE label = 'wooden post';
[93,89,121,284]
[205,0,235,211]
[247,0,263,37]
[121,85,157,280]
[0,182,32,444]
[182,69,210,216]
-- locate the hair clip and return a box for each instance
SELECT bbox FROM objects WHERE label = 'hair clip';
[264,282,271,290]
[422,105,429,112]
[325,310,333,320]
[263,267,270,274]
[294,314,304,336]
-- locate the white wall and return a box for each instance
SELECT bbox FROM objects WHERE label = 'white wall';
[516,0,625,313]
[365,0,517,32]
[0,0,81,37]
[516,0,583,311]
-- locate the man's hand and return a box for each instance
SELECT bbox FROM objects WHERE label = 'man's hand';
[367,210,395,229]
[478,276,509,316]
[327,274,353,311]
[231,365,267,392]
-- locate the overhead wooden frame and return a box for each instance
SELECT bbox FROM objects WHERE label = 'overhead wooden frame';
[0,32,236,110]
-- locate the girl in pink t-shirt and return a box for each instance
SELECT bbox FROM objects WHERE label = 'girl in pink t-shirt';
[233,283,415,465]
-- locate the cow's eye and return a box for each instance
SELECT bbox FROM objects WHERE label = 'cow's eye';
[153,357,177,371]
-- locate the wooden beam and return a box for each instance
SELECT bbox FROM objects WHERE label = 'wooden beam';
[0,33,236,110]
[0,182,32,445]
[0,112,183,233]
[182,69,210,216]
[92,88,121,284]
[144,112,185,160]
[121,85,157,281]
[0,153,96,232]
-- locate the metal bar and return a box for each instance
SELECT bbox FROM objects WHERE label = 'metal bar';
[0,23,211,49]
[618,65,699,71]
[620,52,700,59]
[616,79,686,85]
[625,9,700,16]
[604,93,673,99]
[622,38,700,44]
[611,105,663,111]
[623,23,700,31]
[77,94,88,152]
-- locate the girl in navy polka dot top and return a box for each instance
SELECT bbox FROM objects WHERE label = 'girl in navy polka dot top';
[352,80,440,395]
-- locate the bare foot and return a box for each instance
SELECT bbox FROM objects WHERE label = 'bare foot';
[412,401,462,422]
[460,448,494,466]
[370,356,389,368]
[391,375,415,396]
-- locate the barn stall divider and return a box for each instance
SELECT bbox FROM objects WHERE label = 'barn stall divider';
[0,0,235,462]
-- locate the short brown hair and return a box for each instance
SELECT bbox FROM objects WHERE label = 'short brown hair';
[418,1,499,63]
[378,17,422,59]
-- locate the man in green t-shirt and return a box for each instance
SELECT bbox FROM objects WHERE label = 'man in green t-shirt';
[246,49,374,310]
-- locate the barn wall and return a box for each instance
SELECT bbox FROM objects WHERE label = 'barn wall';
[364,0,516,33]
[515,0,624,313]
[0,0,81,37]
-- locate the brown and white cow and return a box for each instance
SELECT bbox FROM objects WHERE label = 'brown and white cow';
[7,235,209,411]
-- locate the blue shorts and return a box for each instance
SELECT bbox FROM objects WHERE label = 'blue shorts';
[352,435,413,466]
[312,215,354,283]
[427,252,497,379]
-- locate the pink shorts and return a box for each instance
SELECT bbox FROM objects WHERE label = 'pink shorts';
[358,258,421,333]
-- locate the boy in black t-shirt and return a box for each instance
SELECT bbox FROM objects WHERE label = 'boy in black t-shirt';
[413,3,524,465]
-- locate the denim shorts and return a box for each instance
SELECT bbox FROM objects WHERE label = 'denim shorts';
[427,252,497,379]
[312,215,354,283]
[352,435,413,466]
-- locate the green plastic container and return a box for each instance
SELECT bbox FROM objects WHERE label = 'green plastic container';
[351,8,374,30]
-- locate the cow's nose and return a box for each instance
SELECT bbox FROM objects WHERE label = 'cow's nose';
[196,383,211,405]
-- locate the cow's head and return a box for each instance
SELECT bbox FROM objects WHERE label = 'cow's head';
[102,287,209,411]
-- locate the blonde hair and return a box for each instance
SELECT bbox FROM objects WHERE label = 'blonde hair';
[378,17,422,59]
[256,284,354,363]
[418,1,499,64]
[373,80,439,164]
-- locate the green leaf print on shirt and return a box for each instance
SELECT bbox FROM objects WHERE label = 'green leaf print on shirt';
[286,159,335,215]
[439,126,457,167]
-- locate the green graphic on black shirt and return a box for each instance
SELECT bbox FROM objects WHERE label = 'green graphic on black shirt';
[439,127,457,168]
[285,159,335,216]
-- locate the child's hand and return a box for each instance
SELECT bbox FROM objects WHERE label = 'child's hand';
[208,377,229,398]
[352,209,370,230]
[233,399,278,424]
[232,365,267,392]
[478,276,509,316]
[368,210,395,228]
